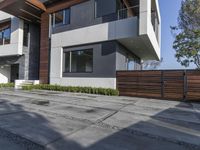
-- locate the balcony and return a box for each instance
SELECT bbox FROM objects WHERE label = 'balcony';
[0,13,23,57]
[116,0,161,60]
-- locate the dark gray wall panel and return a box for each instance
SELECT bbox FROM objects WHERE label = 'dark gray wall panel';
[70,0,94,29]
[28,23,40,80]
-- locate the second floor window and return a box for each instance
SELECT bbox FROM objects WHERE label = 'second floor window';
[0,27,11,45]
[52,8,70,27]
[95,0,118,18]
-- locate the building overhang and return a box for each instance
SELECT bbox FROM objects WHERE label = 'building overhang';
[0,0,46,23]
[0,55,21,65]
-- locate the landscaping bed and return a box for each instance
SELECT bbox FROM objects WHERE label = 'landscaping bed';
[22,84,119,96]
[0,83,14,88]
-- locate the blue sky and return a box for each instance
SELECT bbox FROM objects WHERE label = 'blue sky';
[158,0,195,69]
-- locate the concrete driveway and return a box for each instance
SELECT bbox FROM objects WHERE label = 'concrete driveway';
[0,89,199,150]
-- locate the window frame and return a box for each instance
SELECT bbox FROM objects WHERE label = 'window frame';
[63,49,93,73]
[52,8,71,28]
[0,25,11,45]
[3,27,11,45]
[0,30,3,45]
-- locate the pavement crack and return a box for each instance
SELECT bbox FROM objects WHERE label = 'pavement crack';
[95,110,119,124]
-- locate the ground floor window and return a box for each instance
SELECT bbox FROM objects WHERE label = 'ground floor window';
[127,57,135,70]
[64,49,93,73]
[126,55,141,70]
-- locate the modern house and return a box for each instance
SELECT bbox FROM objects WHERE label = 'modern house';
[0,0,161,89]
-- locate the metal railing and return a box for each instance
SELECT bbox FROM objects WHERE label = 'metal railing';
[151,11,159,42]
[118,5,139,20]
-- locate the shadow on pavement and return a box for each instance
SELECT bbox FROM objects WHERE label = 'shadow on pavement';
[0,93,199,150]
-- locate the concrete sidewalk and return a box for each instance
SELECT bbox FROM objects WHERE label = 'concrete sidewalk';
[0,89,199,150]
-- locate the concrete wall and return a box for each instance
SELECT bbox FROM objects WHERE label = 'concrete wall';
[0,66,10,83]
[51,77,116,89]
[51,17,138,48]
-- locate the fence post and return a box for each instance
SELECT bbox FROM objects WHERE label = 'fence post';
[183,70,188,101]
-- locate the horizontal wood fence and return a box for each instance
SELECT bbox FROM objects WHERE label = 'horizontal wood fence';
[116,70,200,101]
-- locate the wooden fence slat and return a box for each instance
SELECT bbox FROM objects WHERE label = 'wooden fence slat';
[117,70,200,101]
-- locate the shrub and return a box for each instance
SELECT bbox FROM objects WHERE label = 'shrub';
[0,83,14,88]
[22,84,119,96]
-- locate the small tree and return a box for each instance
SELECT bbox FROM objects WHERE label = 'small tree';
[172,0,200,69]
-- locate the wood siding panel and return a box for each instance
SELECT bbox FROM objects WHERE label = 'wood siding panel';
[40,12,49,84]
[117,70,200,101]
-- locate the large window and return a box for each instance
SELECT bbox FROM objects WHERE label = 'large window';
[0,26,11,45]
[95,0,116,18]
[64,49,93,73]
[52,8,70,27]
[127,57,135,70]
[126,55,141,70]
[3,28,11,45]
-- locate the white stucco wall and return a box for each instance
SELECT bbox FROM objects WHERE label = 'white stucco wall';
[0,66,11,83]
[51,77,116,89]
[0,11,23,56]
[139,0,161,60]
[51,17,138,48]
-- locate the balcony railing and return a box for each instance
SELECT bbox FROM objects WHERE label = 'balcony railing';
[151,11,159,42]
[118,5,140,20]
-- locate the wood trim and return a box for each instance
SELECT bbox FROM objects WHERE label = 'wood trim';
[39,12,49,84]
[46,0,87,13]
[0,21,11,30]
[26,0,47,11]
[0,0,17,10]
[123,0,135,17]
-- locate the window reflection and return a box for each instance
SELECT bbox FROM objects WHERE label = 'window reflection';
[52,8,70,27]
[64,49,93,73]
[0,24,11,45]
